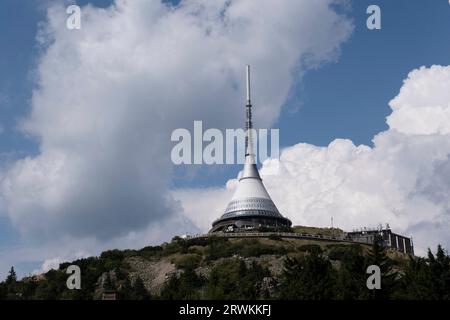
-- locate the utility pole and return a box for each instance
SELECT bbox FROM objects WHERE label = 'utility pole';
[331,216,334,238]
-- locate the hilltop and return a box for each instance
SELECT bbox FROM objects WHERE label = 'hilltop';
[0,226,449,300]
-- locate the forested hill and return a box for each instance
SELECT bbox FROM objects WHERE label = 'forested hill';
[1,232,449,300]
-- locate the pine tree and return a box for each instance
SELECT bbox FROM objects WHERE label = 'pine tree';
[132,277,150,300]
[396,256,433,299]
[334,245,367,299]
[5,266,17,286]
[5,266,18,300]
[427,245,450,299]
[102,273,115,292]
[160,274,182,299]
[118,276,133,300]
[280,251,336,300]
[364,235,395,299]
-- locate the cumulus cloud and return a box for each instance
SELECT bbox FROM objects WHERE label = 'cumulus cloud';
[0,0,352,277]
[33,253,88,275]
[177,65,450,256]
[0,212,200,279]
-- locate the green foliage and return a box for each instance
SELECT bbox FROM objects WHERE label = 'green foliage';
[5,267,17,284]
[427,245,450,299]
[131,277,151,300]
[117,274,151,300]
[102,273,115,292]
[161,267,205,300]
[186,236,216,247]
[204,259,269,299]
[334,245,367,299]
[206,238,232,260]
[33,269,71,300]
[3,267,19,300]
[2,238,450,300]
[161,258,270,300]
[280,252,335,300]
[326,244,361,260]
[172,254,202,269]
[118,276,133,299]
[268,234,283,241]
[162,241,185,255]
[364,235,396,299]
[100,250,131,270]
[206,239,286,261]
[297,244,322,254]
[395,245,450,299]
[137,245,164,260]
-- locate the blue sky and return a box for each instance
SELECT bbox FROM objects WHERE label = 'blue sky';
[172,0,450,187]
[1,0,450,277]
[2,0,450,182]
[284,0,450,148]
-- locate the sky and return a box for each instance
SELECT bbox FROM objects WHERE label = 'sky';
[1,0,450,279]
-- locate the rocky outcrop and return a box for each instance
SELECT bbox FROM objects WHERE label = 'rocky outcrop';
[125,256,177,295]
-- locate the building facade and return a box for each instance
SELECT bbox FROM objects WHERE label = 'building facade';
[346,228,414,255]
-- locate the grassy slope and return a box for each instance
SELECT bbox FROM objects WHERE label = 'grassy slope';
[13,228,412,299]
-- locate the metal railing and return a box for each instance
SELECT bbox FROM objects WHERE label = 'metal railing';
[184,231,363,244]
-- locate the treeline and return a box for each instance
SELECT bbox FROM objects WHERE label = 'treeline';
[161,259,271,299]
[160,238,450,300]
[280,240,450,299]
[0,250,151,300]
[0,237,449,300]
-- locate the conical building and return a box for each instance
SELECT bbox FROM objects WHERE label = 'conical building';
[210,66,292,233]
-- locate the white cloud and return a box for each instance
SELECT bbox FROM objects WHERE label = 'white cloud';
[0,212,201,279]
[387,66,450,135]
[172,186,234,232]
[0,0,352,277]
[177,65,450,256]
[33,252,89,275]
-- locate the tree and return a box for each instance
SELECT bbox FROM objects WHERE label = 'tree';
[364,235,395,299]
[5,267,17,286]
[427,245,450,299]
[160,273,182,300]
[161,267,204,299]
[204,259,268,299]
[334,245,367,299]
[395,256,433,299]
[102,273,115,292]
[118,276,133,300]
[5,267,18,300]
[280,252,336,300]
[0,283,6,299]
[131,277,150,300]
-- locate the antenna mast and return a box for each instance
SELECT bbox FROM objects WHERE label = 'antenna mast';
[245,65,254,158]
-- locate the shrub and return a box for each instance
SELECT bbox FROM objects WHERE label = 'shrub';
[280,252,335,299]
[187,245,204,255]
[160,267,204,300]
[205,259,270,299]
[297,244,322,254]
[138,245,163,260]
[327,244,361,261]
[172,254,202,269]
[268,234,283,241]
